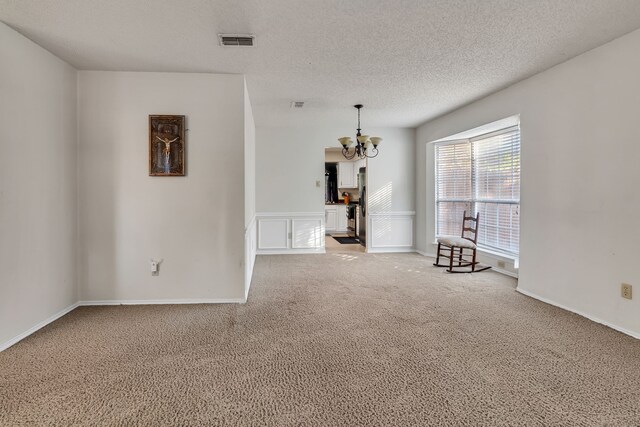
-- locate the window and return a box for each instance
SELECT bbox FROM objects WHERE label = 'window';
[435,125,520,256]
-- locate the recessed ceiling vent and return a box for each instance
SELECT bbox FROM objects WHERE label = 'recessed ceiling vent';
[291,101,305,108]
[218,34,255,47]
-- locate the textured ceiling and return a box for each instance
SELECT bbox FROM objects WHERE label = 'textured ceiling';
[2,0,640,128]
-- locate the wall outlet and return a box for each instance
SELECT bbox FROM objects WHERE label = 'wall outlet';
[621,283,632,300]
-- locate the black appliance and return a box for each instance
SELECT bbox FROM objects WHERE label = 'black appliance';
[346,204,356,237]
[325,163,338,203]
[358,167,366,247]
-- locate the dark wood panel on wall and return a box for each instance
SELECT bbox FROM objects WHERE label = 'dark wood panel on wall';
[149,115,186,176]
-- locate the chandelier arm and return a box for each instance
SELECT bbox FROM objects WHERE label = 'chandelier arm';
[364,147,379,158]
[342,147,357,160]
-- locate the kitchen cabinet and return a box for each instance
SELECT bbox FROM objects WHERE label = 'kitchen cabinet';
[325,204,347,232]
[325,205,337,231]
[338,162,355,188]
[336,205,348,231]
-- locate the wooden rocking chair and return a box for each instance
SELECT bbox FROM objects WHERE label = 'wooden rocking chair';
[434,211,491,273]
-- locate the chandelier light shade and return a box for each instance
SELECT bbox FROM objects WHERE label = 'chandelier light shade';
[338,104,382,159]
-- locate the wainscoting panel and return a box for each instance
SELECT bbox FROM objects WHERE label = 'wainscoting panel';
[292,218,323,249]
[368,211,415,252]
[257,218,289,250]
[256,213,325,254]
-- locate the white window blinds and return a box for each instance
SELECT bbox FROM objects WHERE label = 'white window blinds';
[435,125,520,256]
[435,141,472,237]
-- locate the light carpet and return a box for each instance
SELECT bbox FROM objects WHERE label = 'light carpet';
[1,251,639,426]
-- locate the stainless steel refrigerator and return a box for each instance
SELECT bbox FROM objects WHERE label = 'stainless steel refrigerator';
[358,167,366,247]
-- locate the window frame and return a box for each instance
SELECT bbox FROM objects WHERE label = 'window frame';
[434,125,521,258]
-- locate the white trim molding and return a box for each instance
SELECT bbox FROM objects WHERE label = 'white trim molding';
[0,302,80,352]
[256,212,325,255]
[368,211,415,252]
[255,248,326,255]
[78,299,246,306]
[416,248,518,278]
[256,212,324,218]
[368,211,417,217]
[430,240,519,263]
[245,215,257,301]
[368,247,416,254]
[516,288,640,340]
[0,298,249,352]
[415,250,436,258]
[490,267,518,278]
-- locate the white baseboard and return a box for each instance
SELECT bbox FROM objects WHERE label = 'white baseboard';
[0,302,80,353]
[0,297,249,353]
[516,287,640,340]
[245,215,257,304]
[367,247,416,253]
[257,211,324,217]
[415,250,436,258]
[78,298,246,306]
[414,250,518,278]
[492,267,518,278]
[257,248,326,255]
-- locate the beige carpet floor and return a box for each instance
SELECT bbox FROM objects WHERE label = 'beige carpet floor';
[1,251,640,426]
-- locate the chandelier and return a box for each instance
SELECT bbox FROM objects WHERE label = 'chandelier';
[338,104,382,159]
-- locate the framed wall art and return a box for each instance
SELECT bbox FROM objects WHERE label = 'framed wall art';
[149,115,186,176]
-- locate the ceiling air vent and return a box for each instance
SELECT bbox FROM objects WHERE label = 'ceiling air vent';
[218,34,255,47]
[291,101,305,108]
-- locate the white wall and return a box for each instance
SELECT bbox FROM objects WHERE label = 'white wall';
[257,127,325,214]
[416,28,640,337]
[78,71,247,302]
[256,126,415,252]
[367,128,416,251]
[244,79,257,298]
[0,22,78,347]
[325,149,353,163]
[244,80,256,228]
[257,126,414,214]
[367,129,416,214]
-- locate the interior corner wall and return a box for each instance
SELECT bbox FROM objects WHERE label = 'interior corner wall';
[244,81,256,228]
[416,28,640,337]
[77,71,246,302]
[243,80,257,298]
[0,22,78,346]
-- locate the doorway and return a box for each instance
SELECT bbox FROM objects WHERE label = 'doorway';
[324,148,366,253]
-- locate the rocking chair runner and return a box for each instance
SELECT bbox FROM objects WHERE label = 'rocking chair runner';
[434,211,491,273]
